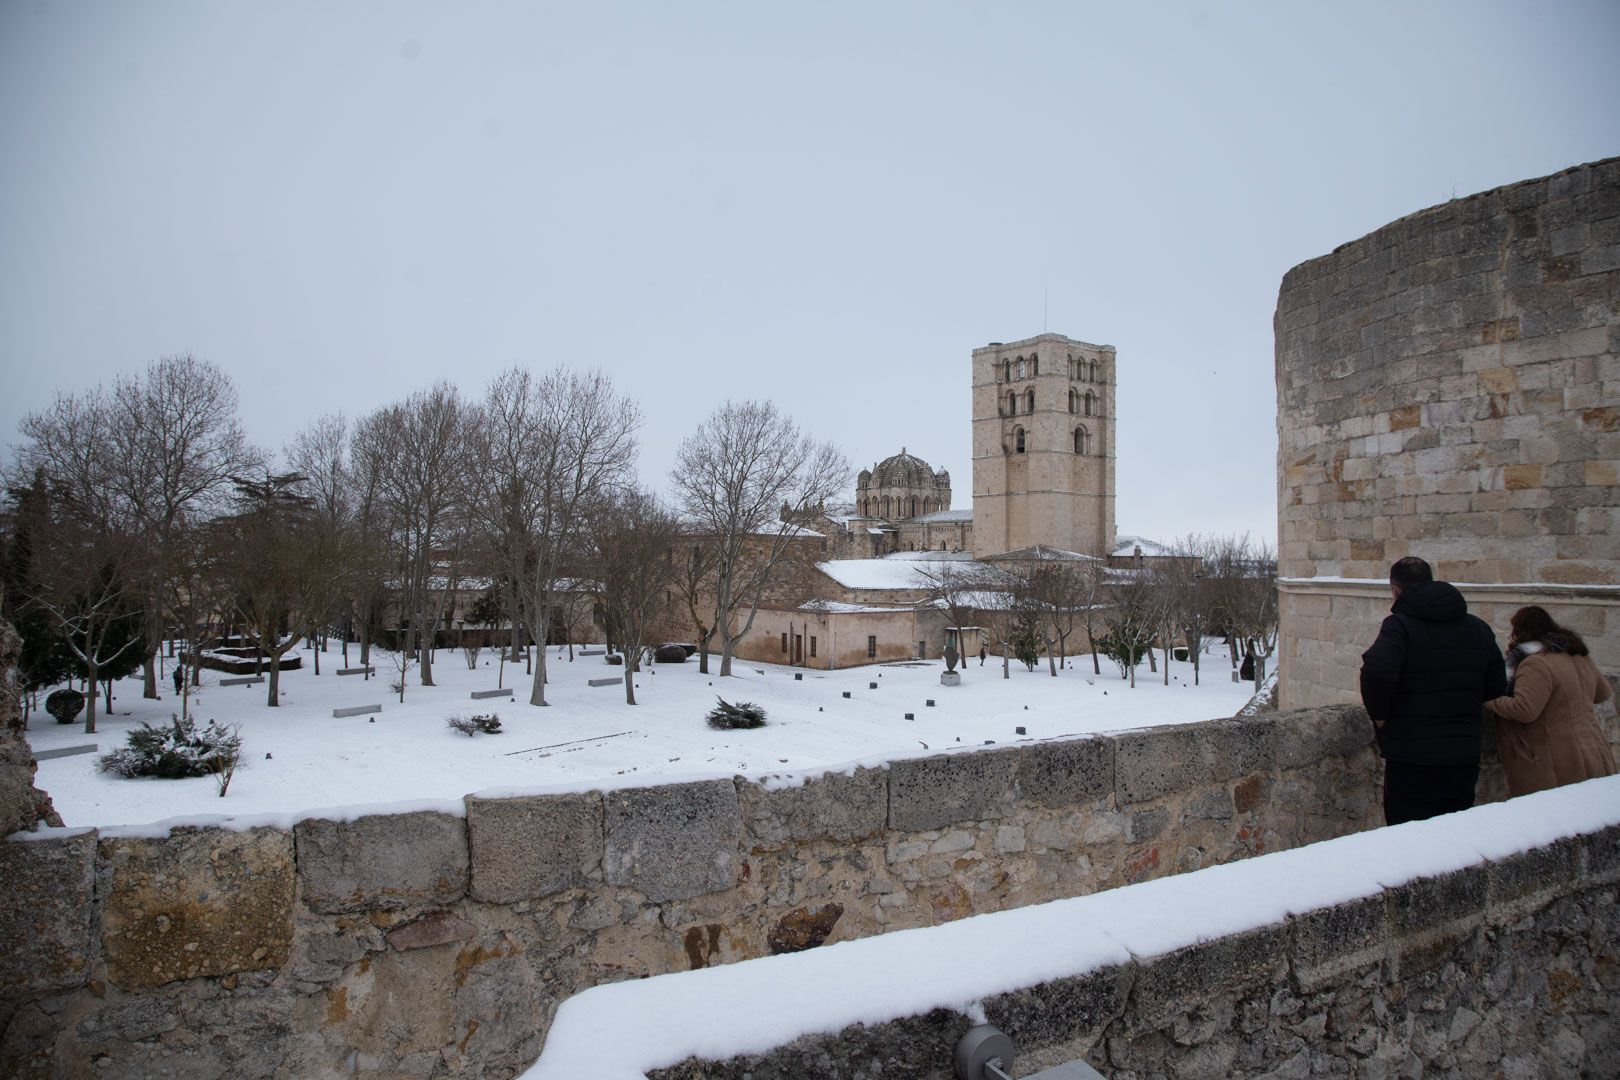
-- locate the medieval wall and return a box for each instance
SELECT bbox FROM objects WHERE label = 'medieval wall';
[2,705,1381,1078]
[0,613,59,838]
[1276,157,1620,708]
[641,794,1620,1080]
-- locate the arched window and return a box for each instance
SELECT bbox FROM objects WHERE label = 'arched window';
[1007,390,1017,415]
[1084,391,1094,417]
[1088,360,1097,382]
[1074,426,1088,454]
[1031,355,1038,376]
[882,497,891,518]
[1014,427,1026,453]
[1025,388,1035,413]
[910,496,918,517]
[1068,389,1077,413]
[1017,358,1026,379]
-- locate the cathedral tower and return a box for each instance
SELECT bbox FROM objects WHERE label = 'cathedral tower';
[970,333,1116,558]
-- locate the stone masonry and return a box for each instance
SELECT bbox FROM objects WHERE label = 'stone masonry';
[1275,157,1620,708]
[3,703,1615,1077]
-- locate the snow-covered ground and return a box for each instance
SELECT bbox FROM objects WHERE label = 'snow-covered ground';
[25,642,1253,829]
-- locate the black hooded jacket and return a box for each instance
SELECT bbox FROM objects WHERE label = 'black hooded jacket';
[1359,581,1507,765]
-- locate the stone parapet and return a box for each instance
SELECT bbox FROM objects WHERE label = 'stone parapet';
[0,703,1557,1078]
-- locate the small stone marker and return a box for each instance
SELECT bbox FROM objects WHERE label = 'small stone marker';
[588,677,618,687]
[471,688,513,700]
[1016,726,1027,735]
[333,704,382,718]
[904,712,914,720]
[220,676,264,687]
[868,682,877,689]
[35,743,98,761]
[794,673,802,680]
[337,666,374,676]
[926,699,935,707]
[842,691,851,698]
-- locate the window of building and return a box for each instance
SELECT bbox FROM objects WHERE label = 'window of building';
[1007,389,1017,415]
[1031,355,1038,376]
[1084,391,1095,417]
[810,636,817,657]
[1014,426,1026,453]
[1074,426,1088,454]
[781,632,788,653]
[1068,388,1076,413]
[1025,388,1035,413]
[1017,358,1026,379]
[867,635,877,658]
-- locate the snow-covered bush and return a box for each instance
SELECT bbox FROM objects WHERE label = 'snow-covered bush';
[446,713,502,737]
[45,688,85,725]
[605,653,624,666]
[653,643,688,664]
[706,698,766,730]
[98,716,244,781]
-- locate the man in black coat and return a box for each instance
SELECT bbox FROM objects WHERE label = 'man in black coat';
[1360,556,1506,826]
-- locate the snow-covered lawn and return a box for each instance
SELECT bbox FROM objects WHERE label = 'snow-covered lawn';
[25,643,1253,829]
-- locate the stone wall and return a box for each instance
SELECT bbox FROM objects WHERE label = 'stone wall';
[646,809,1620,1080]
[0,611,59,838]
[3,705,1385,1079]
[1275,156,1620,708]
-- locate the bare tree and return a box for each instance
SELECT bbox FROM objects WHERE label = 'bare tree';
[485,368,641,708]
[916,560,987,674]
[1208,535,1279,687]
[1101,566,1158,687]
[106,356,258,700]
[1025,561,1091,675]
[13,390,147,733]
[585,491,679,704]
[670,534,722,671]
[672,401,847,677]
[354,384,472,689]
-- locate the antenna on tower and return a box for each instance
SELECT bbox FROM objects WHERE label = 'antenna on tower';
[1043,286,1048,333]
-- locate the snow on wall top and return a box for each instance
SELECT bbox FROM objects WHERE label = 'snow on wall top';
[817,559,965,590]
[523,774,1620,1080]
[910,508,973,523]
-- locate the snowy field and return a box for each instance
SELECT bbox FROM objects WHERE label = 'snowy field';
[25,642,1253,830]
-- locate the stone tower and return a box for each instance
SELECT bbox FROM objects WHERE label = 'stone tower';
[971,333,1116,558]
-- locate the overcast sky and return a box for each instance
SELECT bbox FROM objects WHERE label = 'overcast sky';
[2,1,1616,545]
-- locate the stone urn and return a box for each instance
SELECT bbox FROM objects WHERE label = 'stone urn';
[943,643,959,672]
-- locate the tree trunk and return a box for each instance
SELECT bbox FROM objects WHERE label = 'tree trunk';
[267,659,281,706]
[104,678,113,716]
[142,650,159,700]
[1164,644,1170,685]
[623,667,636,705]
[418,610,436,686]
[312,635,321,676]
[84,657,98,734]
[1046,640,1058,676]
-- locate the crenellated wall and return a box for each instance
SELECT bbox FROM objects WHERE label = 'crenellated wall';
[3,703,1605,1079]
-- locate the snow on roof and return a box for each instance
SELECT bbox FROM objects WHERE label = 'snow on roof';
[522,775,1620,1080]
[880,550,975,562]
[909,507,972,524]
[799,599,913,614]
[1111,535,1172,558]
[817,559,937,591]
[982,545,1101,563]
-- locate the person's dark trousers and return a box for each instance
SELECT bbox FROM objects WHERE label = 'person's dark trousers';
[1382,759,1480,826]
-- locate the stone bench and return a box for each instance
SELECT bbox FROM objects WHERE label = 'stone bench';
[578,649,604,656]
[587,677,619,688]
[219,676,265,687]
[34,744,98,761]
[471,689,514,700]
[332,705,382,718]
[337,666,375,676]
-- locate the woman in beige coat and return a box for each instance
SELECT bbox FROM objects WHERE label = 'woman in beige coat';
[1484,606,1616,797]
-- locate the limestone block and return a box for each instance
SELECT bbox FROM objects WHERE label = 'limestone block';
[1273,705,1374,769]
[1579,822,1620,885]
[0,831,96,995]
[1014,736,1112,808]
[603,779,740,902]
[1288,892,1387,992]
[1386,864,1486,973]
[1111,724,1215,804]
[1485,838,1579,923]
[737,767,887,849]
[295,811,468,914]
[385,909,477,951]
[1130,924,1288,1030]
[887,747,1019,832]
[100,826,294,989]
[1205,717,1277,776]
[465,791,602,904]
[982,964,1132,1051]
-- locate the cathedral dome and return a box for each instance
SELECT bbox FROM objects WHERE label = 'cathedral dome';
[871,448,934,489]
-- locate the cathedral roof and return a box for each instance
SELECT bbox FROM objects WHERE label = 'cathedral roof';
[869,447,940,489]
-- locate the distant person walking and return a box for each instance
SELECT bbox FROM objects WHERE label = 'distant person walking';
[1483,606,1616,797]
[172,665,184,696]
[1360,557,1506,826]
[979,644,986,666]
